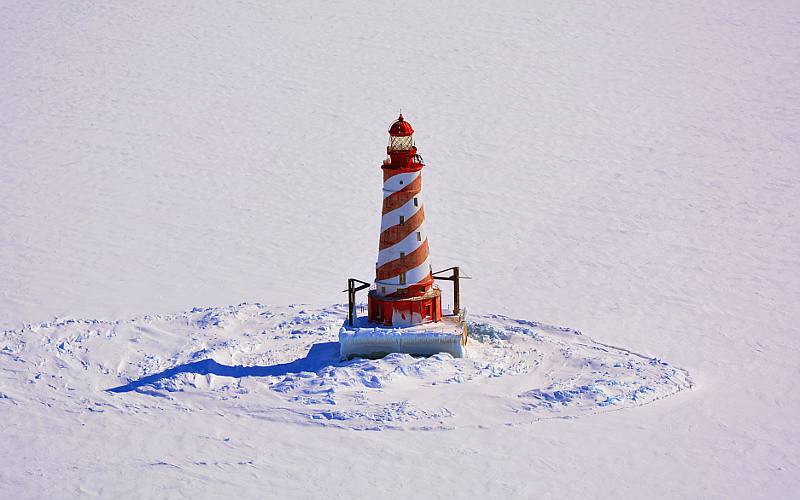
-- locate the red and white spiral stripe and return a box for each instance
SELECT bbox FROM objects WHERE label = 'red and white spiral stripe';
[374,168,433,296]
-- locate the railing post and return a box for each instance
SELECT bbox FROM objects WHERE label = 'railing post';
[347,279,355,326]
[453,266,460,314]
[343,278,372,327]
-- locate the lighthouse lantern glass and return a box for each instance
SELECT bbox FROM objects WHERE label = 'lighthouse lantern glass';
[389,135,414,151]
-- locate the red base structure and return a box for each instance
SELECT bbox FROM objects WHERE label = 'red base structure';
[367,288,442,327]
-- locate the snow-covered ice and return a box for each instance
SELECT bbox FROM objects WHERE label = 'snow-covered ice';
[1,1,798,498]
[338,317,467,360]
[1,304,690,432]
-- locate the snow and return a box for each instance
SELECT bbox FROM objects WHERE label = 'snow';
[339,317,466,359]
[1,303,689,429]
[1,1,799,498]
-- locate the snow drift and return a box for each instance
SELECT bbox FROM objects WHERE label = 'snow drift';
[1,303,691,431]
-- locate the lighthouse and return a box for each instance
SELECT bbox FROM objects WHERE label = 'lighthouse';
[367,114,442,327]
[339,114,467,360]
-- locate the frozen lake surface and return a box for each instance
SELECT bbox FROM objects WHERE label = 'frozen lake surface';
[1,1,798,498]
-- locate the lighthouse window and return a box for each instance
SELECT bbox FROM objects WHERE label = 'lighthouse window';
[390,135,414,151]
[400,252,405,260]
[413,197,418,207]
[416,232,421,241]
[399,215,405,225]
[381,286,386,294]
[399,272,407,285]
[420,286,425,294]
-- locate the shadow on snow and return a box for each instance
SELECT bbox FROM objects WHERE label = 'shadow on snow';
[107,341,340,393]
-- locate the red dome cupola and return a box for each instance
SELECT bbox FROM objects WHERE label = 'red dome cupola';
[388,113,414,136]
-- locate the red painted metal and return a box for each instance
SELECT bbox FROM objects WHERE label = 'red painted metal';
[388,113,414,136]
[368,293,442,327]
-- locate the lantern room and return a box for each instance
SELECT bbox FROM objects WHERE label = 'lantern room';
[388,114,415,151]
[386,114,418,168]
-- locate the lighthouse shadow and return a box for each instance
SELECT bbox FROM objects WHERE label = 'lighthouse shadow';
[107,342,341,394]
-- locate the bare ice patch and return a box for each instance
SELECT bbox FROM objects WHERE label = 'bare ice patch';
[0,304,692,430]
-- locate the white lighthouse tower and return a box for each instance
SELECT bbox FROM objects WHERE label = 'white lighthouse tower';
[339,114,467,360]
[368,114,442,327]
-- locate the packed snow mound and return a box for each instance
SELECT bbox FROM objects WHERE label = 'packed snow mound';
[0,304,691,430]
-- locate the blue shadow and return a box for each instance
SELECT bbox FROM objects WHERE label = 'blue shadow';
[107,341,340,393]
